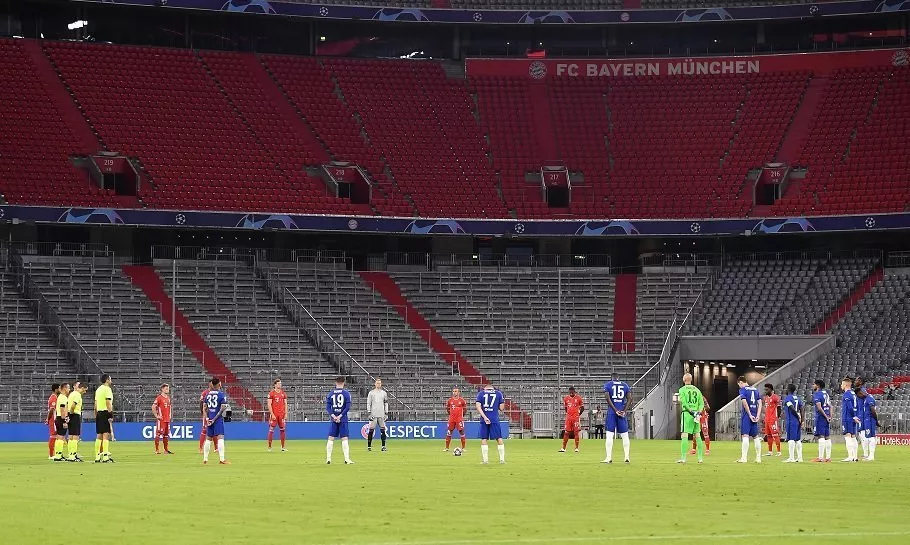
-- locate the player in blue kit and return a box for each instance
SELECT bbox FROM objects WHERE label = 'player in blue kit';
[326,376,354,465]
[854,377,870,459]
[736,377,763,464]
[812,379,832,462]
[475,385,505,464]
[840,376,861,462]
[856,387,878,461]
[782,384,803,463]
[202,378,229,465]
[602,379,631,464]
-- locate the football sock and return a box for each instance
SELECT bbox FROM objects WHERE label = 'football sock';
[199,432,206,451]
[796,441,803,461]
[695,433,704,462]
[605,431,614,461]
[445,434,451,449]
[868,441,876,460]
[95,439,102,459]
[691,438,697,451]
[497,443,505,462]
[367,429,374,448]
[279,430,286,448]
[787,440,795,460]
[704,433,711,451]
[740,437,749,460]
[217,438,225,462]
[574,435,579,449]
[203,439,211,462]
[817,439,825,459]
[460,435,466,449]
[679,436,688,461]
[163,436,169,451]
[68,439,78,458]
[155,435,160,451]
[267,429,274,448]
[775,437,781,453]
[481,444,489,463]
[860,432,869,458]
[326,439,334,462]
[753,437,762,460]
[380,429,387,447]
[48,437,55,457]
[341,439,350,462]
[621,433,631,460]
[561,436,569,450]
[54,438,64,458]
[101,439,109,456]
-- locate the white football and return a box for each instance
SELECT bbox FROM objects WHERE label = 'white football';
[453,447,463,456]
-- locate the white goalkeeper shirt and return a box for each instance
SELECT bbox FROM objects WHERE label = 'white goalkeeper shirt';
[367,389,388,418]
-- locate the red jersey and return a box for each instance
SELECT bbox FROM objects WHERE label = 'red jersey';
[268,389,288,418]
[563,395,584,419]
[153,394,172,422]
[764,393,780,421]
[446,396,467,421]
[47,394,57,423]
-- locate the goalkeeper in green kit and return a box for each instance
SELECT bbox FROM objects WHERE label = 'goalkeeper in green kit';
[677,373,706,464]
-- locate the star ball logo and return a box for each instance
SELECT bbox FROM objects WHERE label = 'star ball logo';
[528,61,547,80]
[514,223,525,234]
[319,6,328,16]
[473,12,483,21]
[865,217,876,228]
[175,213,186,225]
[892,49,909,67]
[0,208,5,219]
[690,222,701,233]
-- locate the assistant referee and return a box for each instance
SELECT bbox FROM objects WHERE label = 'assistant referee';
[94,374,114,463]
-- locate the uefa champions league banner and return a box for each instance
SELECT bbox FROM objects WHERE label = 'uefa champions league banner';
[0,421,509,443]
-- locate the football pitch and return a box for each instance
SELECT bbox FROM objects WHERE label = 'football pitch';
[2,440,909,545]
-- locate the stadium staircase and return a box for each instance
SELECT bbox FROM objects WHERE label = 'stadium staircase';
[528,82,559,163]
[359,271,532,428]
[613,274,637,352]
[775,75,829,165]
[812,266,885,334]
[121,264,264,417]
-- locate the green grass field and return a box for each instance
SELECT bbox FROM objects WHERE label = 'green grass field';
[2,439,908,545]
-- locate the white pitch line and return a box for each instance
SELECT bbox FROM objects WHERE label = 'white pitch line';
[316,530,910,545]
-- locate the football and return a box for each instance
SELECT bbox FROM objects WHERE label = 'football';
[452,447,463,456]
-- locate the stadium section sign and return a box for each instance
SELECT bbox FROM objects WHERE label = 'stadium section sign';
[0,421,509,442]
[467,49,907,79]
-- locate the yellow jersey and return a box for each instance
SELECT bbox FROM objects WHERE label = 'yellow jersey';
[68,391,83,415]
[95,384,113,412]
[56,393,69,418]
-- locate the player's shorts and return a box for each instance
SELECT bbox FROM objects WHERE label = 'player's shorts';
[681,413,700,435]
[55,416,67,437]
[478,421,502,441]
[814,419,830,438]
[842,419,857,436]
[369,416,387,429]
[328,419,349,439]
[786,424,801,442]
[268,416,286,430]
[863,421,877,438]
[606,412,629,434]
[564,417,581,433]
[95,411,112,434]
[68,414,82,436]
[447,419,465,433]
[764,420,780,437]
[206,419,225,438]
[741,419,759,438]
[156,420,170,436]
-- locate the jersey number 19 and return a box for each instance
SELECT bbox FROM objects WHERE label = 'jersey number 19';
[331,393,345,409]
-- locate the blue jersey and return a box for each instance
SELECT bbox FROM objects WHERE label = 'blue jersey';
[326,388,352,420]
[813,390,831,419]
[783,394,802,429]
[856,388,868,423]
[863,395,877,427]
[603,380,631,414]
[476,388,504,424]
[842,390,858,423]
[739,386,761,420]
[204,390,227,421]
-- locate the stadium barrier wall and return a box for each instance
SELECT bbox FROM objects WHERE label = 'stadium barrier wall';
[0,421,509,443]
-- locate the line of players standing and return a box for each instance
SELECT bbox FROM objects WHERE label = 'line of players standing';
[734,376,878,463]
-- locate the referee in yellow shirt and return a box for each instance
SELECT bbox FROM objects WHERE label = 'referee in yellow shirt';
[94,374,115,463]
[66,382,87,462]
[53,383,71,461]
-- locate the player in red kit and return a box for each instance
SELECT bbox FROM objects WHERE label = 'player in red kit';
[152,383,174,454]
[46,383,60,459]
[198,386,209,453]
[763,383,782,456]
[444,387,468,452]
[267,379,289,452]
[690,396,712,455]
[560,387,584,453]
